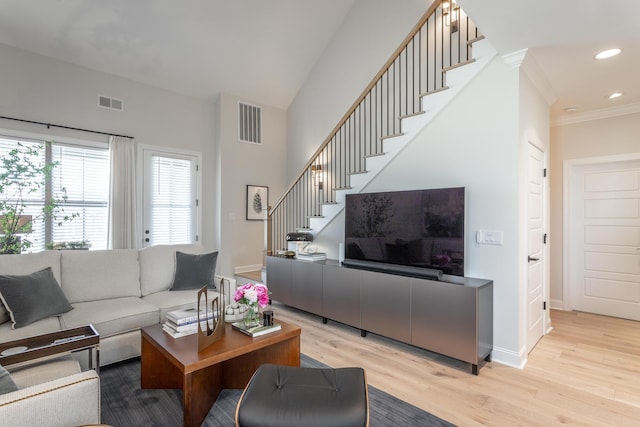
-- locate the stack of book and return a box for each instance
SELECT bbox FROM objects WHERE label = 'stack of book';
[232,321,282,337]
[162,307,216,338]
[296,252,327,262]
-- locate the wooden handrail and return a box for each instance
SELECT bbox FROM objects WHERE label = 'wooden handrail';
[269,0,443,215]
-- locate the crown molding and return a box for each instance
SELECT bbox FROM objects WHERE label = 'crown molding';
[501,49,557,107]
[551,101,640,127]
[501,49,527,68]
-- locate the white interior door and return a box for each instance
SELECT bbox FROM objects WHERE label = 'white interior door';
[526,142,546,352]
[569,159,640,320]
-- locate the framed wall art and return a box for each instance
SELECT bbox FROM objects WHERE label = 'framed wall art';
[246,185,268,220]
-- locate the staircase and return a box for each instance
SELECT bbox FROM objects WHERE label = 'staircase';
[268,1,497,253]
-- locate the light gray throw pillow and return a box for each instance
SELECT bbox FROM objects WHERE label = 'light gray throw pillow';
[170,251,218,291]
[0,267,73,329]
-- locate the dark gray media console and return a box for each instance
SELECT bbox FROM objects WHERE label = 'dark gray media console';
[266,255,493,375]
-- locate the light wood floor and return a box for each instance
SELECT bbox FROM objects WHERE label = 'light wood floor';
[271,303,640,426]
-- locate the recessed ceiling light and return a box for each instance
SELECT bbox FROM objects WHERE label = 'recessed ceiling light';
[595,48,622,60]
[609,92,623,99]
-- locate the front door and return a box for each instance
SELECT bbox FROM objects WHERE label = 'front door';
[526,142,546,352]
[569,158,640,320]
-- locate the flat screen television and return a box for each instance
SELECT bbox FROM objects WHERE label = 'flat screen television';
[344,187,465,277]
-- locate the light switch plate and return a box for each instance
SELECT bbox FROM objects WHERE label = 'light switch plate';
[477,230,503,245]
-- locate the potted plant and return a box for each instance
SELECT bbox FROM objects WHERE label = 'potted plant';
[0,141,77,254]
[45,240,91,250]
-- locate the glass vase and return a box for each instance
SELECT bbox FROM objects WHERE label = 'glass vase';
[243,304,261,328]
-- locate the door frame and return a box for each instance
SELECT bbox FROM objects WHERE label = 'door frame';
[562,152,640,310]
[136,143,203,248]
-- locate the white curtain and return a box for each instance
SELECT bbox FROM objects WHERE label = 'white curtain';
[108,136,138,249]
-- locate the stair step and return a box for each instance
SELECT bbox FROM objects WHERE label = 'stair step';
[380,133,404,141]
[333,186,352,191]
[398,110,426,120]
[363,152,386,158]
[467,35,485,46]
[443,58,476,73]
[348,170,368,176]
[419,86,450,98]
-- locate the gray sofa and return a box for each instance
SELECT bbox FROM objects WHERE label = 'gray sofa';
[0,243,230,367]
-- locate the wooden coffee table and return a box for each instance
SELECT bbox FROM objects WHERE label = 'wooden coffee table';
[141,320,301,427]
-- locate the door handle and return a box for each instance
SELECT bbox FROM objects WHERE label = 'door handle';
[528,256,539,262]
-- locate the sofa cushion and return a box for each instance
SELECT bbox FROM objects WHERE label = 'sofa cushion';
[0,251,61,325]
[60,297,159,338]
[0,364,18,395]
[139,244,204,296]
[143,288,223,323]
[0,268,73,329]
[8,356,81,389]
[60,249,140,303]
[170,251,218,291]
[0,316,62,342]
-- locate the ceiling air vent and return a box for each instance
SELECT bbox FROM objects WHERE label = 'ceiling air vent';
[98,95,124,111]
[238,102,262,144]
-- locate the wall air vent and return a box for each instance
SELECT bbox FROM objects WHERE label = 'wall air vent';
[238,102,262,144]
[98,95,124,111]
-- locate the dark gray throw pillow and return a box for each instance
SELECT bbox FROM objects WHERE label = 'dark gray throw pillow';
[0,364,18,395]
[170,251,218,291]
[0,267,73,329]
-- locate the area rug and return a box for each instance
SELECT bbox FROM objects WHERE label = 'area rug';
[100,354,455,427]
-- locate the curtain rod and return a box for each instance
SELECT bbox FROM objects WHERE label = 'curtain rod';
[0,115,134,140]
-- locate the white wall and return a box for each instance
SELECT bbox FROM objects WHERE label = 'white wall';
[0,43,218,252]
[549,112,640,307]
[518,57,552,354]
[315,57,528,365]
[286,0,429,181]
[216,93,288,276]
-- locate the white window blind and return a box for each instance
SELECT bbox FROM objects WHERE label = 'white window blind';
[51,144,110,249]
[149,155,195,245]
[0,135,109,252]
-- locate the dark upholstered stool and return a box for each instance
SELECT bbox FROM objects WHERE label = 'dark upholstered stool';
[235,364,369,427]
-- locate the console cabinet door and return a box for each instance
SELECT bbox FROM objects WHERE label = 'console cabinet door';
[360,270,411,343]
[266,256,292,305]
[322,264,361,327]
[291,261,323,315]
[410,278,477,364]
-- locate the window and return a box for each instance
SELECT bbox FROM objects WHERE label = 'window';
[0,135,110,252]
[141,146,200,246]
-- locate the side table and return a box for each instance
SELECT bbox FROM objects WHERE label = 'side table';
[0,324,100,372]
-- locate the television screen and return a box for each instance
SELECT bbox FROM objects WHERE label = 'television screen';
[344,187,465,276]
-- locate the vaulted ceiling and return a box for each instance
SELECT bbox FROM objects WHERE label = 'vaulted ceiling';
[0,0,638,124]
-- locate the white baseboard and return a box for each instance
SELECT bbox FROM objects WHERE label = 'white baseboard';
[490,345,527,369]
[550,299,564,310]
[234,264,263,274]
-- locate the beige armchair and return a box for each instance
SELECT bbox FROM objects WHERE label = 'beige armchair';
[0,356,100,426]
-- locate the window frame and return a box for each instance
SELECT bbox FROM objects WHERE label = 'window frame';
[0,127,110,252]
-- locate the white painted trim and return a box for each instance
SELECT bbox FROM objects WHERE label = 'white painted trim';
[552,101,640,127]
[550,299,564,310]
[234,264,263,274]
[491,345,527,369]
[501,49,527,68]
[562,152,640,311]
[136,143,203,248]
